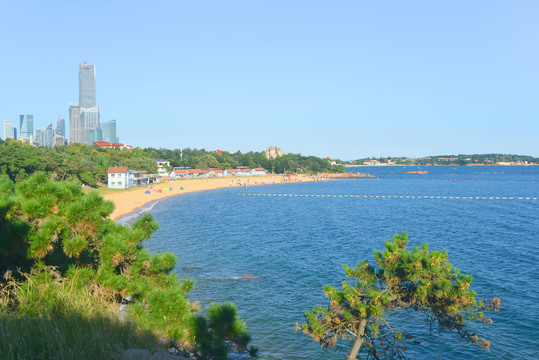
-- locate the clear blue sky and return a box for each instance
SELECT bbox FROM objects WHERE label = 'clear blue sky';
[1,1,537,160]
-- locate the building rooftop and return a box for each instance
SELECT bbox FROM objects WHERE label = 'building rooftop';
[107,167,129,173]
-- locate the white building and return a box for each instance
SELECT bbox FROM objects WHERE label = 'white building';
[156,159,170,177]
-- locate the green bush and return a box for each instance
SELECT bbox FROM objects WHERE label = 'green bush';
[0,173,256,359]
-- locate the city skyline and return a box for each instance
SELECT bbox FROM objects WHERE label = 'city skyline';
[1,2,538,159]
[3,60,117,147]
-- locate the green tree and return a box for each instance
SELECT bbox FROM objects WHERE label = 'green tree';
[0,172,256,358]
[299,233,500,360]
[194,303,258,360]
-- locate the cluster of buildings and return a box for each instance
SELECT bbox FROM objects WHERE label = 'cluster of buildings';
[3,61,121,148]
[170,167,268,179]
[106,160,268,189]
[4,115,66,147]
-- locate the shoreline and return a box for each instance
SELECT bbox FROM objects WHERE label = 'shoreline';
[103,174,329,222]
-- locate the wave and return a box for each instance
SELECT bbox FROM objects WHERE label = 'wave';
[117,199,163,226]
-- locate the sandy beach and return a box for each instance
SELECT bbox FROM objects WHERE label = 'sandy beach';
[103,174,326,221]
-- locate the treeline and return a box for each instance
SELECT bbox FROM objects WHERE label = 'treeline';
[344,153,538,166]
[145,147,345,174]
[0,139,158,186]
[0,140,344,186]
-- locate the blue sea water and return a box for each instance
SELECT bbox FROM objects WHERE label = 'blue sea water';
[130,166,539,359]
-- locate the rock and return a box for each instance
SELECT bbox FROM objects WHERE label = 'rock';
[242,274,259,279]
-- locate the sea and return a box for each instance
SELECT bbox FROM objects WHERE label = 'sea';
[121,166,539,359]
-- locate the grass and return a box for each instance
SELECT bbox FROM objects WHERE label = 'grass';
[0,267,165,360]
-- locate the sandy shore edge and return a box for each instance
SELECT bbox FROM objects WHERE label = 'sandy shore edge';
[103,174,328,222]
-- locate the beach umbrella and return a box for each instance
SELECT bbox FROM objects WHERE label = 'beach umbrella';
[180,187,183,190]
[145,190,151,194]
[157,189,162,193]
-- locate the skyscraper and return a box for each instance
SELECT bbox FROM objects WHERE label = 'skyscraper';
[79,63,96,108]
[20,115,34,143]
[69,103,81,143]
[34,129,44,146]
[56,116,65,137]
[100,119,117,144]
[3,119,17,140]
[44,124,53,147]
[88,127,102,145]
[80,106,100,144]
[70,62,100,144]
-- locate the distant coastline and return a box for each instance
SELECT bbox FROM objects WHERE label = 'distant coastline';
[345,163,538,167]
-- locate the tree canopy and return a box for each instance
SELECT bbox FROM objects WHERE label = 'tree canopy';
[0,172,256,358]
[0,140,344,186]
[298,233,500,360]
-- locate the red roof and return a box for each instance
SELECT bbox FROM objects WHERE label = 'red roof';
[213,149,224,155]
[241,168,252,172]
[95,141,111,146]
[213,169,224,173]
[112,143,125,147]
[227,169,240,173]
[253,168,266,171]
[107,167,128,173]
[188,169,205,174]
[173,170,189,174]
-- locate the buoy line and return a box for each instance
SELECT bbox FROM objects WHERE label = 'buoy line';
[238,194,538,200]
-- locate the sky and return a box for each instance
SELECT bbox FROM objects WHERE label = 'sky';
[1,1,538,160]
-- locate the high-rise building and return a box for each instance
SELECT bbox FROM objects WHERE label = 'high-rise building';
[69,103,81,144]
[56,116,65,137]
[20,115,34,143]
[3,119,17,140]
[70,62,101,144]
[34,129,44,146]
[80,106,100,144]
[79,63,96,108]
[44,124,53,147]
[100,119,117,144]
[88,127,102,145]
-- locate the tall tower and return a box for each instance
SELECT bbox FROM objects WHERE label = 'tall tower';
[19,115,34,143]
[70,62,100,144]
[56,116,65,137]
[34,129,44,146]
[69,103,81,143]
[44,124,53,147]
[3,119,17,140]
[79,63,96,108]
[100,119,117,143]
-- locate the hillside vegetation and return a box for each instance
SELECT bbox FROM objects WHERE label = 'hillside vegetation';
[0,173,256,359]
[0,140,344,186]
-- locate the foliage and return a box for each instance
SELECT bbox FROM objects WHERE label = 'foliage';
[0,267,163,360]
[0,141,342,187]
[0,172,193,339]
[0,140,157,185]
[299,233,500,360]
[145,147,345,174]
[194,302,258,360]
[0,172,255,358]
